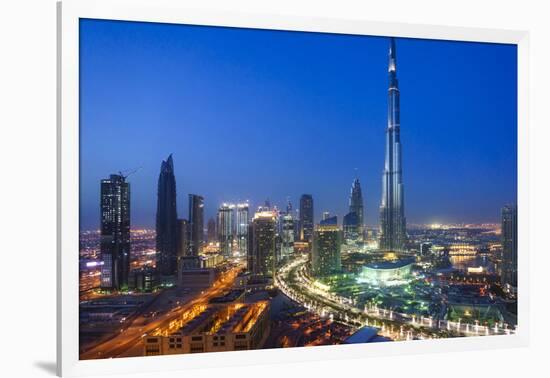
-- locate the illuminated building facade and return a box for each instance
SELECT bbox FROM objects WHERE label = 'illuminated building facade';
[248,211,277,277]
[188,194,204,256]
[156,154,178,278]
[501,205,518,289]
[299,194,314,243]
[144,301,270,355]
[358,257,414,286]
[129,267,156,292]
[311,217,342,277]
[218,203,235,257]
[100,174,130,290]
[281,213,295,261]
[379,38,408,252]
[236,203,249,256]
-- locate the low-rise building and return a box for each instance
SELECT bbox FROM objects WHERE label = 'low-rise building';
[144,300,270,356]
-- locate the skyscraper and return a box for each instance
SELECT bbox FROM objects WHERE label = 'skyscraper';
[188,194,204,256]
[349,177,364,240]
[379,38,407,252]
[217,203,234,257]
[206,217,217,244]
[501,205,518,290]
[100,174,130,290]
[248,210,277,277]
[176,219,189,258]
[156,154,178,278]
[281,213,295,261]
[236,203,249,256]
[299,194,314,243]
[343,211,359,244]
[311,218,342,277]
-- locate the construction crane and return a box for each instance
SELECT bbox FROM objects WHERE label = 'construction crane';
[118,166,142,180]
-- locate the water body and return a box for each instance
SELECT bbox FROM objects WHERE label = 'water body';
[449,255,498,273]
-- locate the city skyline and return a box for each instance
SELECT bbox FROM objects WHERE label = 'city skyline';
[79,19,517,230]
[79,20,519,359]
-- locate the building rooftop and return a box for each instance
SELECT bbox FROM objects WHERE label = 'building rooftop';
[343,326,391,344]
[364,257,415,270]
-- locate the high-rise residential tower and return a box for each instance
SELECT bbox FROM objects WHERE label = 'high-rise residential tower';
[188,194,204,256]
[299,194,314,243]
[311,217,342,277]
[206,217,217,244]
[248,210,277,277]
[280,213,295,261]
[379,38,407,252]
[100,174,131,290]
[349,177,364,239]
[156,154,178,278]
[236,203,249,256]
[501,205,518,290]
[217,203,235,257]
[176,219,189,258]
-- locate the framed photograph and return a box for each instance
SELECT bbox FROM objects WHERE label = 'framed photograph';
[57,0,529,376]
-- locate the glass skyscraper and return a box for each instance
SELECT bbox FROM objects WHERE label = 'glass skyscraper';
[100,174,130,290]
[281,213,294,261]
[155,154,178,278]
[379,38,407,252]
[217,203,234,257]
[236,203,249,257]
[248,211,277,277]
[311,217,342,277]
[299,194,314,243]
[188,194,204,256]
[501,205,518,290]
[349,177,364,240]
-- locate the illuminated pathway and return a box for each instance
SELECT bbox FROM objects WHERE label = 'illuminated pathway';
[275,256,515,341]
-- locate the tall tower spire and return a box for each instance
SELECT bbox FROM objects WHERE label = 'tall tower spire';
[379,37,407,252]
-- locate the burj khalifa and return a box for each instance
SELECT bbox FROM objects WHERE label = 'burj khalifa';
[379,38,407,252]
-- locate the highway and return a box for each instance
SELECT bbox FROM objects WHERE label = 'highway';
[80,265,242,360]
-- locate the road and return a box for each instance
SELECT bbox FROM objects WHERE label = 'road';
[275,256,512,341]
[80,265,242,360]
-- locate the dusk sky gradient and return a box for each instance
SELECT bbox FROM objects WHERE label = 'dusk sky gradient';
[79,19,517,230]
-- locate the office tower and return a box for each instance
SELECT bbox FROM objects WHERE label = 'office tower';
[281,213,295,261]
[349,177,365,240]
[236,203,249,256]
[343,212,359,243]
[322,211,331,221]
[501,205,518,289]
[379,38,407,252]
[299,194,314,243]
[248,210,277,277]
[286,198,292,214]
[217,203,234,257]
[156,154,178,278]
[100,174,130,290]
[206,217,217,244]
[176,219,189,258]
[188,194,204,256]
[311,219,342,277]
[320,215,337,226]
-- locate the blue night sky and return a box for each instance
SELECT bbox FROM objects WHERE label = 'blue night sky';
[79,19,517,230]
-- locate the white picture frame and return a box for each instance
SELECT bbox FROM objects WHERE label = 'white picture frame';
[57,0,530,376]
